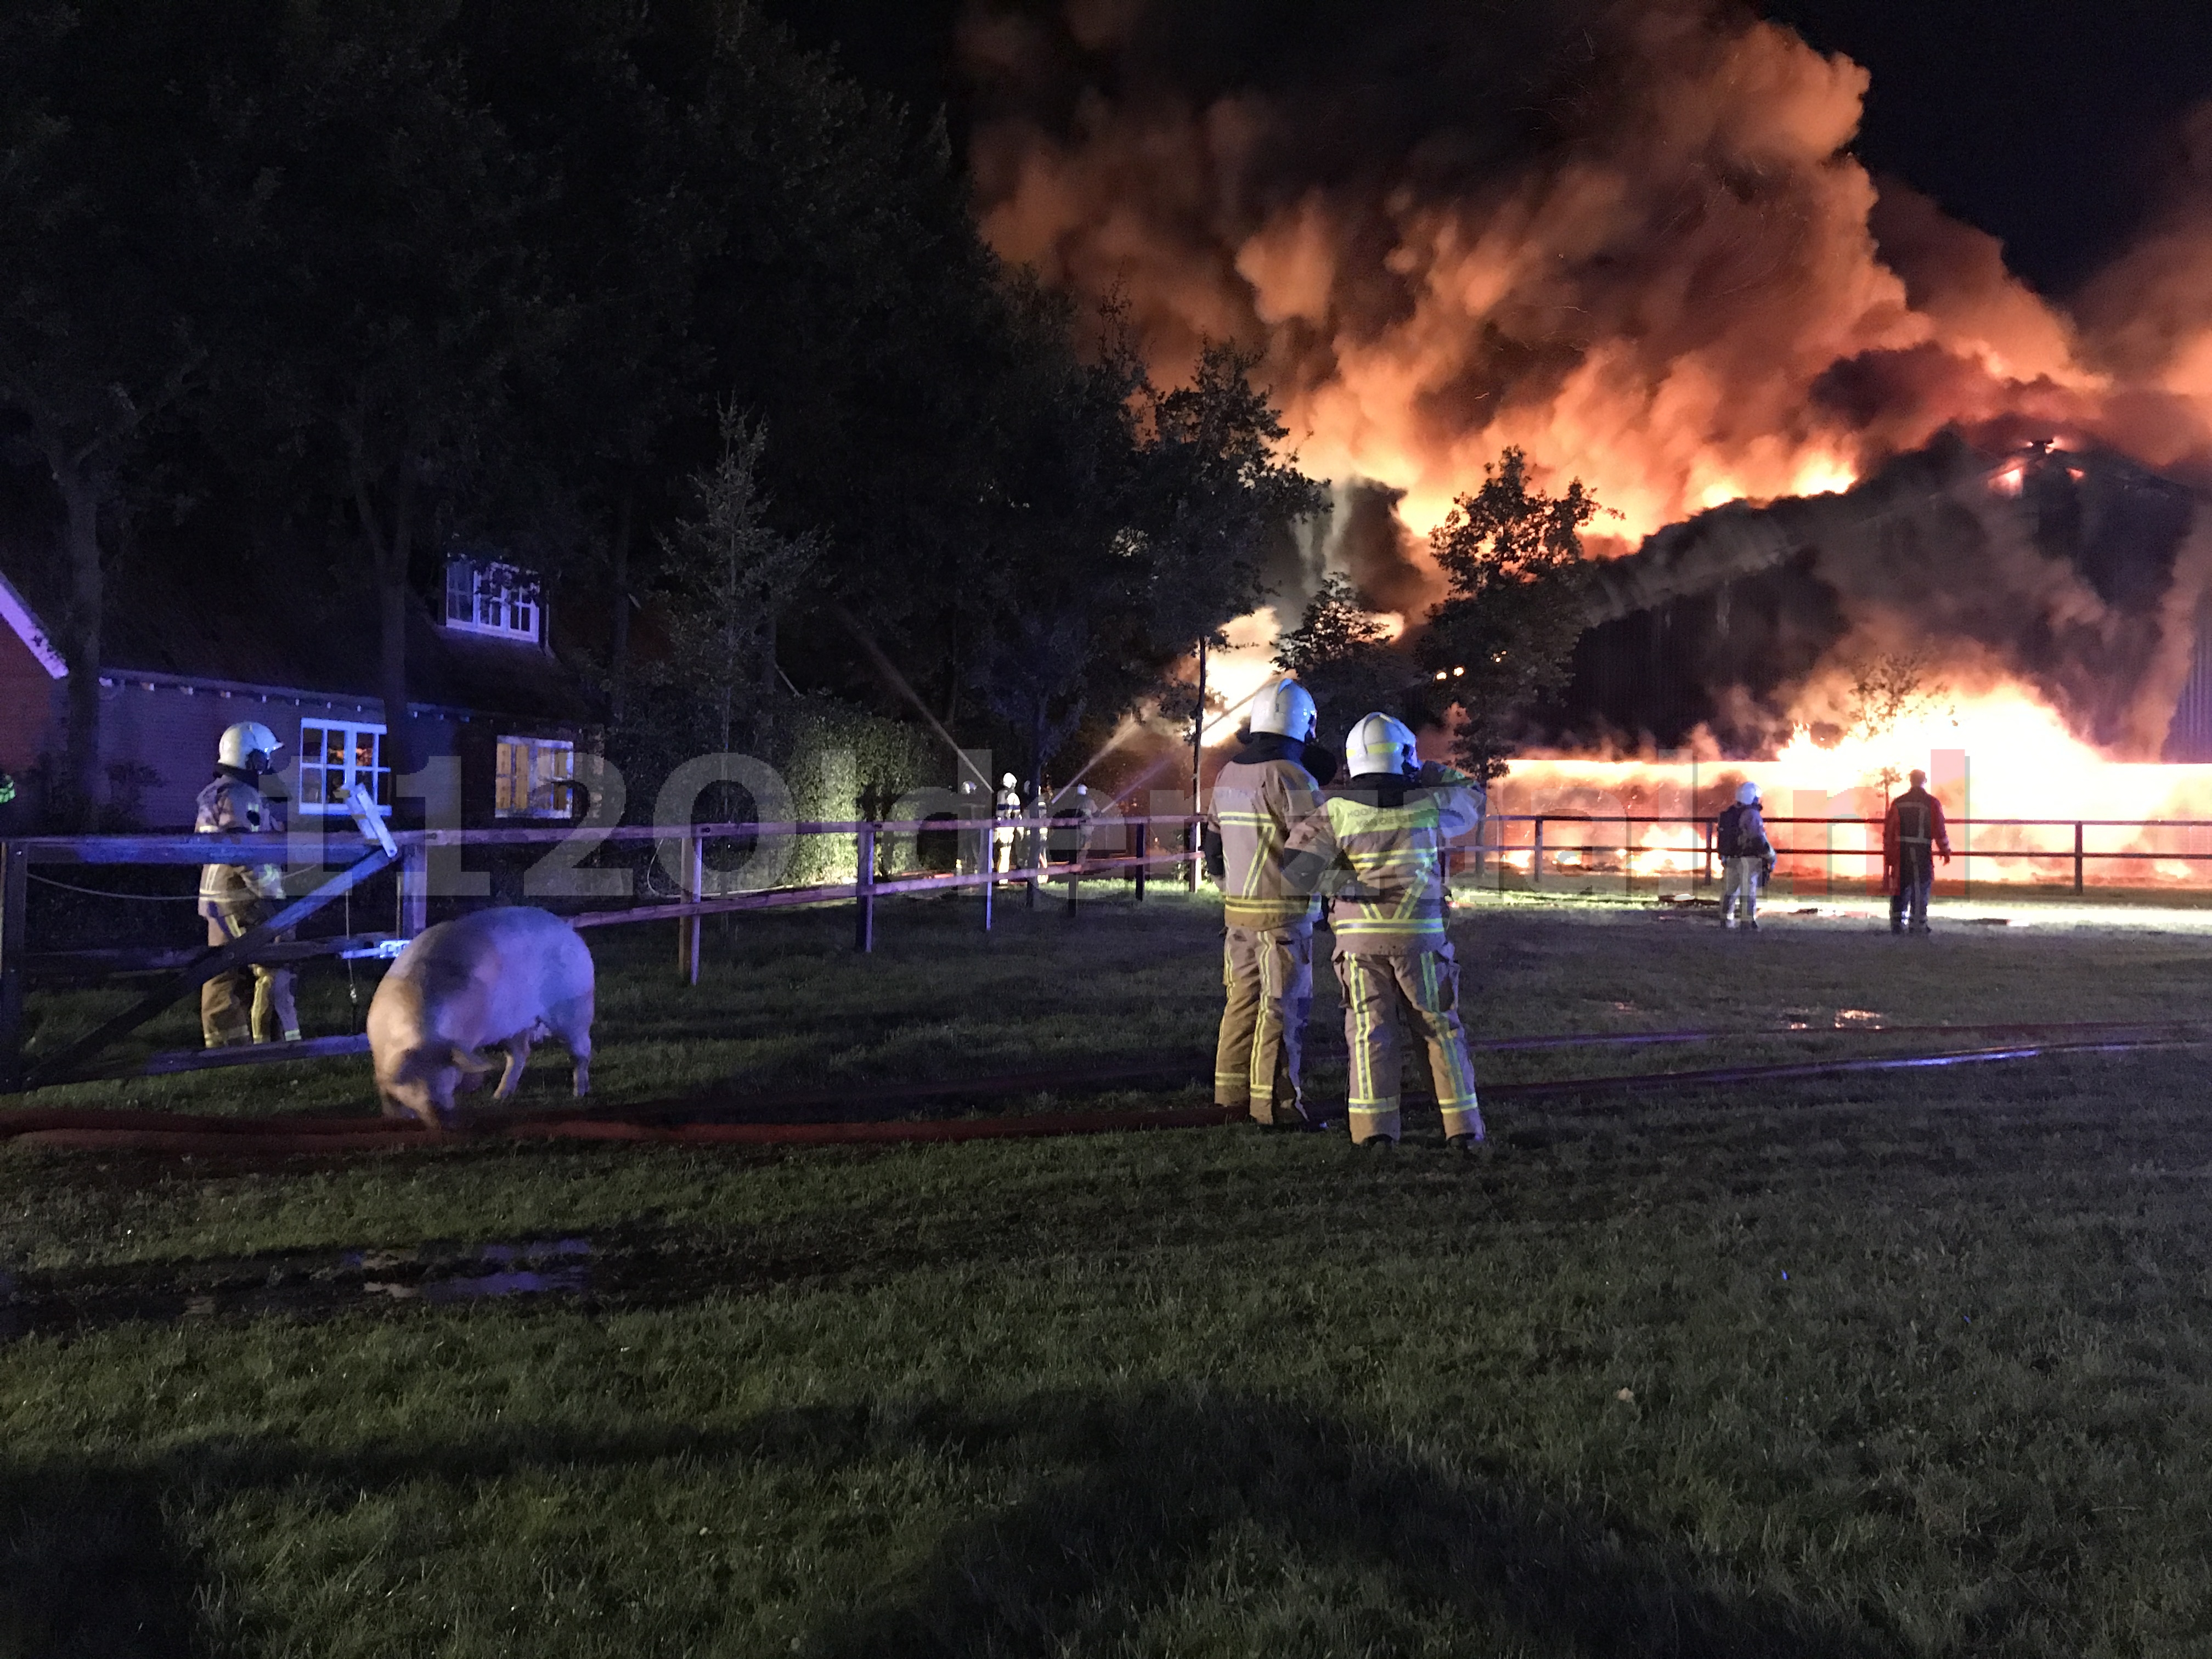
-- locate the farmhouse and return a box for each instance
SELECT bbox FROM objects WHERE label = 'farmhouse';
[0,551,595,831]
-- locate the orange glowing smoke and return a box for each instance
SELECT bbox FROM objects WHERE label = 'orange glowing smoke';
[966,0,2179,566]
[978,0,2212,571]
[975,1,2212,816]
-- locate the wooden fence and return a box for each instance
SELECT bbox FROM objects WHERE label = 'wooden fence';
[18,805,2210,1094]
[0,812,1205,1092]
[1472,813,2212,897]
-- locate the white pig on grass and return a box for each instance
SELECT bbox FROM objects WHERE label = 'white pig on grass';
[369,906,595,1128]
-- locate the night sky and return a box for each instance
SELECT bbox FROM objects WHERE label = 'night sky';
[765,0,2212,298]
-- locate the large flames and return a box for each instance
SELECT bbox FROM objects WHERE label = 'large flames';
[975,1,2212,876]
[966,0,2191,562]
[1496,681,2212,890]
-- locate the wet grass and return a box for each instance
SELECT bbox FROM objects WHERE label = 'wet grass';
[7,888,2212,1655]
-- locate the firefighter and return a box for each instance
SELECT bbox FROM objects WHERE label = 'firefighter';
[993,772,1022,874]
[1049,782,1101,865]
[955,778,982,876]
[1282,713,1485,1150]
[196,720,300,1047]
[1714,781,1774,930]
[1202,677,1323,1126]
[1883,768,1952,934]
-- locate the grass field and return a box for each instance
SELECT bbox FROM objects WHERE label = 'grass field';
[7,884,2212,1656]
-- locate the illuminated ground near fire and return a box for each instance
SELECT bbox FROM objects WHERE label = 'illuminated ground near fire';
[8,890,2212,1655]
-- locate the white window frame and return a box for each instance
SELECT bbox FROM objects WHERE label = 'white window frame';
[444,556,542,643]
[496,735,577,820]
[295,719,392,817]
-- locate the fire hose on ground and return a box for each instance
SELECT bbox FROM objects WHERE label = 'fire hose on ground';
[0,1018,2198,1157]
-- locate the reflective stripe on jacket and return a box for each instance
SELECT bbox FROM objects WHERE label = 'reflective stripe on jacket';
[195,774,284,917]
[1207,739,1322,930]
[1882,788,1951,865]
[1285,774,1482,953]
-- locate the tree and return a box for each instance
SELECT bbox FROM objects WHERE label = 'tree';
[966,331,1325,792]
[239,1,565,778]
[1844,651,1951,742]
[1839,650,1955,794]
[1420,448,1605,781]
[0,0,265,823]
[1273,574,1415,746]
[1133,342,1328,650]
[653,410,818,758]
[449,0,708,727]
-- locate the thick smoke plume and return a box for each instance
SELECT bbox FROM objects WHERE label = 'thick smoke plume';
[964,0,2212,759]
[967,0,2212,564]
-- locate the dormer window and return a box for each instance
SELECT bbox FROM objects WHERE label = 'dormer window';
[444,556,541,643]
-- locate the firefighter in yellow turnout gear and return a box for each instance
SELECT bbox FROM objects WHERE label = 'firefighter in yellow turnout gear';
[1202,679,1324,1125]
[1284,713,1485,1149]
[196,721,301,1048]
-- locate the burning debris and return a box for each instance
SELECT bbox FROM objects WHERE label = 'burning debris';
[1545,432,2210,759]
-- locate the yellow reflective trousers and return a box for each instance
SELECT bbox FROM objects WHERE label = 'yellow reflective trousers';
[1214,926,1313,1123]
[200,900,301,1048]
[1334,946,1482,1145]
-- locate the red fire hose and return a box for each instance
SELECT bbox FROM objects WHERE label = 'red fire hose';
[0,1021,2196,1157]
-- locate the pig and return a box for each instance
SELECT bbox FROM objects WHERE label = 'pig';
[368,906,595,1128]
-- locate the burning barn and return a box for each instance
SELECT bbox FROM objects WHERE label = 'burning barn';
[1479,432,2212,891]
[1532,432,2211,763]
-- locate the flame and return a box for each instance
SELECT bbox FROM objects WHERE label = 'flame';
[1491,679,2212,888]
[1195,608,1287,742]
[968,1,2198,563]
[976,2,2212,814]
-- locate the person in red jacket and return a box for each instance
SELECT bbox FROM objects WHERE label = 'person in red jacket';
[1883,769,1952,934]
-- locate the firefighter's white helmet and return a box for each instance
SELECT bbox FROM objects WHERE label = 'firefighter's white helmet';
[1001,772,1017,790]
[1736,781,1760,806]
[1249,677,1318,741]
[1346,712,1419,776]
[218,720,283,774]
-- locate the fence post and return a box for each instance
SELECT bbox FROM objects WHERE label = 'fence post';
[1134,820,1147,902]
[678,833,703,985]
[0,843,25,1091]
[1028,817,1043,910]
[1532,818,1544,887]
[2074,821,2085,895]
[1622,814,1632,898]
[398,838,429,937]
[855,821,877,952]
[981,809,995,933]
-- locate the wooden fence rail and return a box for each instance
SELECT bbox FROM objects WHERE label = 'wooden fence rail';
[28,804,2208,1095]
[1472,813,2212,898]
[0,812,1206,1092]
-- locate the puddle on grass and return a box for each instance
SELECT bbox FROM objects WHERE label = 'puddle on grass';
[351,1239,594,1304]
[0,1228,903,1344]
[0,1237,602,1342]
[1782,1008,1889,1031]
